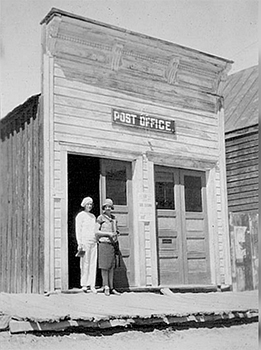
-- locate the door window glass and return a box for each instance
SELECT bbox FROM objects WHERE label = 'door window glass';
[155,173,175,210]
[184,175,202,212]
[105,160,127,205]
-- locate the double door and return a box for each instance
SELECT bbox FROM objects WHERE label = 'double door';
[155,166,210,285]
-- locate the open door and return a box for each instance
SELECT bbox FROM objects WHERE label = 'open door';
[100,159,134,288]
[68,155,100,289]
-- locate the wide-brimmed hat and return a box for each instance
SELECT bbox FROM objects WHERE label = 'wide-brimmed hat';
[81,196,93,207]
[102,198,114,210]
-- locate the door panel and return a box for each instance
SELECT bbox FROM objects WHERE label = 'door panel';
[180,170,210,284]
[155,166,210,286]
[100,159,134,288]
[155,167,183,285]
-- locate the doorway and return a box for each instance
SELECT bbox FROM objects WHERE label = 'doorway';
[68,155,134,289]
[155,166,210,286]
[68,154,100,289]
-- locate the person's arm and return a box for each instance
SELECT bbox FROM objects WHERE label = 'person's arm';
[95,229,116,239]
[95,217,116,239]
[75,213,84,249]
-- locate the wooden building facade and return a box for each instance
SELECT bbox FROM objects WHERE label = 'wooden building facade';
[223,66,258,291]
[0,8,233,293]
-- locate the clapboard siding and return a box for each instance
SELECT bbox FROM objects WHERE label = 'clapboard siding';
[54,56,217,113]
[53,77,219,161]
[54,73,218,122]
[225,128,258,212]
[0,95,44,293]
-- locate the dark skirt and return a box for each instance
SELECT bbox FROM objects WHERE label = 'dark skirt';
[98,242,115,270]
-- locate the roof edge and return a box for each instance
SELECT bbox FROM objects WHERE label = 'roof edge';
[40,7,233,65]
[1,94,41,124]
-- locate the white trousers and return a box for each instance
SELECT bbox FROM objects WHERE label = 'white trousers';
[80,242,97,288]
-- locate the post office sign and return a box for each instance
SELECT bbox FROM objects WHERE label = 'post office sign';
[112,109,175,134]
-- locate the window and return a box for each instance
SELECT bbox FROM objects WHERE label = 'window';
[155,174,175,210]
[105,160,127,205]
[184,175,202,212]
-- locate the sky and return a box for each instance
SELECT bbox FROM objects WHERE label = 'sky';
[0,0,258,118]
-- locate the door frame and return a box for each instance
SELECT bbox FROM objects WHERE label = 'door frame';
[59,143,138,291]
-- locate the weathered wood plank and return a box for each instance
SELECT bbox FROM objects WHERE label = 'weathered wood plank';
[59,16,228,74]
[227,183,258,194]
[226,141,258,156]
[54,57,216,113]
[21,120,27,293]
[0,133,8,291]
[226,164,258,177]
[54,103,218,137]
[54,74,218,121]
[226,158,258,171]
[54,37,217,95]
[225,124,258,140]
[16,119,23,293]
[27,117,33,293]
[228,202,258,213]
[227,177,258,190]
[228,190,258,201]
[226,152,257,164]
[54,123,219,157]
[54,112,218,143]
[228,196,258,206]
[10,124,17,292]
[226,146,258,161]
[54,95,218,133]
[32,113,39,293]
[225,132,258,147]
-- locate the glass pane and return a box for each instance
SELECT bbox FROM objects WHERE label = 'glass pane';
[184,175,202,212]
[155,173,175,210]
[105,160,127,205]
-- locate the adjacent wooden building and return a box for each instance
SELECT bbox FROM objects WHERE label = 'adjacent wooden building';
[0,94,44,293]
[223,66,258,291]
[0,8,233,293]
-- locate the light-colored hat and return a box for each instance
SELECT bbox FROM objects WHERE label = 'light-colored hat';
[81,196,93,207]
[102,198,114,210]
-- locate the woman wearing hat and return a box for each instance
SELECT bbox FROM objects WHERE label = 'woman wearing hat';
[75,196,97,293]
[96,198,121,296]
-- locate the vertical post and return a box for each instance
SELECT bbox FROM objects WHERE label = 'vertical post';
[217,98,232,286]
[132,156,143,286]
[42,23,55,292]
[206,167,220,285]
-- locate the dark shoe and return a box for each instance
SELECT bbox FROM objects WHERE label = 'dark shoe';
[111,289,121,296]
[104,286,110,296]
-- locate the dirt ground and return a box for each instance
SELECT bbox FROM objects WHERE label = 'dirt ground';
[0,322,258,350]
